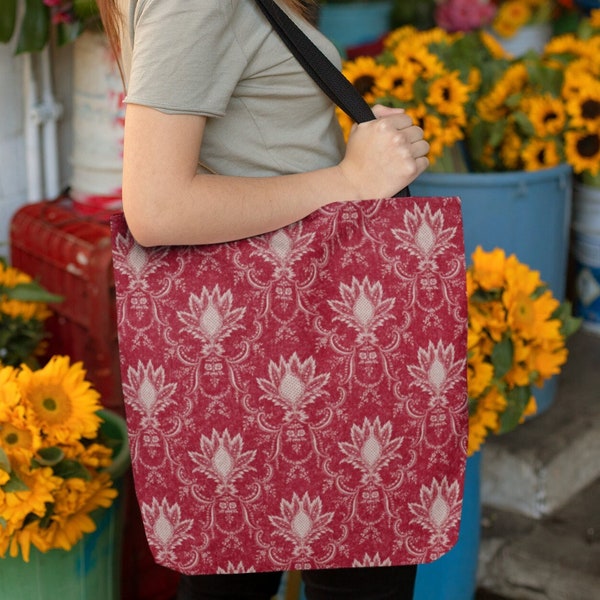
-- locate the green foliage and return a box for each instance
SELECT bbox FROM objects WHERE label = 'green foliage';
[0,0,99,53]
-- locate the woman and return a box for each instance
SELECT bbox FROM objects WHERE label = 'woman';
[98,1,429,598]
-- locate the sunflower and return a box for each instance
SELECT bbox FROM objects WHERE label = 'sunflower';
[375,61,420,103]
[500,127,523,170]
[464,247,578,455]
[37,473,117,553]
[566,84,600,129]
[493,2,532,38]
[342,56,387,105]
[427,71,471,117]
[335,106,354,142]
[522,138,562,170]
[468,387,506,456]
[397,45,446,80]
[16,356,102,445]
[565,128,600,175]
[479,29,508,59]
[525,95,567,137]
[0,263,52,322]
[476,63,528,121]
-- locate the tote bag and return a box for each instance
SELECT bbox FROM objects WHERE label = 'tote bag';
[110,193,468,575]
[110,0,468,575]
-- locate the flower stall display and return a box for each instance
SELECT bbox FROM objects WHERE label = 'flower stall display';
[0,355,119,562]
[0,258,62,369]
[466,247,580,455]
[339,9,600,176]
[470,10,600,174]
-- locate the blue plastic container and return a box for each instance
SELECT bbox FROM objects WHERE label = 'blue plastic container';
[318,1,392,55]
[414,452,482,600]
[572,183,600,335]
[411,164,573,413]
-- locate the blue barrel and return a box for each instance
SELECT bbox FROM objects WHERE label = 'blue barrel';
[414,452,482,600]
[411,164,573,413]
[318,1,392,55]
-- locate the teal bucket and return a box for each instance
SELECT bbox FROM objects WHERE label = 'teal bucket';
[0,410,130,600]
[411,164,573,412]
[318,1,392,54]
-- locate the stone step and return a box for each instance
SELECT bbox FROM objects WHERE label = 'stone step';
[477,475,600,600]
[480,330,600,519]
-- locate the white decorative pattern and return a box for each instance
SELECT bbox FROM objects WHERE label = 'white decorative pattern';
[111,195,469,574]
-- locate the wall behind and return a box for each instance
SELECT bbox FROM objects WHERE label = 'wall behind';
[0,41,74,254]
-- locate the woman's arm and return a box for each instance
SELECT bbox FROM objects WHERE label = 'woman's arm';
[123,104,429,247]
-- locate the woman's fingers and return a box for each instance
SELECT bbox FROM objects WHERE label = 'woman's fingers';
[340,108,430,199]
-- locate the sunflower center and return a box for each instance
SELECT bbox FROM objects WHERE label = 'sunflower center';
[543,111,558,123]
[354,75,375,96]
[536,148,546,164]
[393,77,405,87]
[43,397,58,411]
[581,99,600,120]
[31,384,73,425]
[1,424,31,449]
[577,133,600,158]
[442,86,451,102]
[513,292,535,327]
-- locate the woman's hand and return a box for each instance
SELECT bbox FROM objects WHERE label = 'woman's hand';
[338,104,430,200]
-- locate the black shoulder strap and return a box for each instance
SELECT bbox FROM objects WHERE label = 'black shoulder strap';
[253,0,410,197]
[253,0,375,124]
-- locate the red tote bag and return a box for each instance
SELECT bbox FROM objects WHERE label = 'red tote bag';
[110,194,468,575]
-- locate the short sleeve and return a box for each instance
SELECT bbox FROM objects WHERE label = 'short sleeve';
[125,0,247,116]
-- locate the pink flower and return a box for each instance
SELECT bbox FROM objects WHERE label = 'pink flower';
[435,0,497,33]
[43,0,76,25]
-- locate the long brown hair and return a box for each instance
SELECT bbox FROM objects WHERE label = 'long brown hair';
[97,0,316,66]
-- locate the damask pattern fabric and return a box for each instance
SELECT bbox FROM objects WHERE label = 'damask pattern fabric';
[110,195,469,575]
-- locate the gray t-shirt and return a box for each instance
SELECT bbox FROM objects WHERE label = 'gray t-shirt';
[122,0,346,176]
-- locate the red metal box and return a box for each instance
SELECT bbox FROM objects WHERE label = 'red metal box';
[9,196,123,413]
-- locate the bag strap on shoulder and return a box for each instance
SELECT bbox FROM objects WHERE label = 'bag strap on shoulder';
[253,0,409,198]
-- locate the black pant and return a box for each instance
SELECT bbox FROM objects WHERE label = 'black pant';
[177,565,417,600]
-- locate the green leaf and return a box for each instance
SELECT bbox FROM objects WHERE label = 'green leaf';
[35,446,65,467]
[491,336,514,380]
[53,459,91,481]
[2,281,63,304]
[73,0,100,21]
[3,471,30,493]
[498,386,532,434]
[16,0,50,54]
[56,20,82,47]
[552,301,582,338]
[0,0,17,43]
[0,448,11,477]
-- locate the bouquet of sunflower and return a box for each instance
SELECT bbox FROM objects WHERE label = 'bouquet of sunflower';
[0,356,118,561]
[491,0,555,39]
[466,247,580,455]
[0,258,62,368]
[467,9,600,173]
[339,25,507,169]
[339,10,600,176]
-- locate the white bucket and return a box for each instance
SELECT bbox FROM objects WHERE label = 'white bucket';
[70,31,124,207]
[572,183,600,335]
